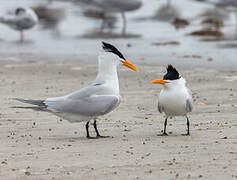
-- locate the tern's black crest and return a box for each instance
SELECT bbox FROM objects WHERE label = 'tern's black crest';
[102,42,126,60]
[163,65,180,80]
[15,8,25,15]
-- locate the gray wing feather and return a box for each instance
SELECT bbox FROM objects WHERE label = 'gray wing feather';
[186,99,193,112]
[158,101,163,113]
[13,98,47,111]
[66,82,105,99]
[45,95,120,116]
[14,98,46,107]
[0,14,36,30]
[186,88,193,112]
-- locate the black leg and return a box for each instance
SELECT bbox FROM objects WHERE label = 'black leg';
[163,117,168,135]
[93,120,109,138]
[86,121,90,138]
[182,116,190,136]
[93,120,101,137]
[157,117,168,136]
[186,116,190,136]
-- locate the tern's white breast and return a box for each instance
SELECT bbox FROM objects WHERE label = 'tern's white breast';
[159,87,189,116]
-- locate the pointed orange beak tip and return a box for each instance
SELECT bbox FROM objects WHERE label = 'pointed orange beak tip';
[151,78,168,84]
[122,60,138,72]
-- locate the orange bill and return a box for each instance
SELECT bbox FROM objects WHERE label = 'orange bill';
[122,60,138,72]
[151,78,168,84]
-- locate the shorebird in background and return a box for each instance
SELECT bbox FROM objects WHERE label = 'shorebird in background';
[76,0,142,36]
[194,0,237,38]
[0,7,38,42]
[151,65,193,136]
[14,42,138,139]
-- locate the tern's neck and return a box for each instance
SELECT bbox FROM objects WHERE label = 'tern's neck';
[95,55,119,95]
[98,57,118,77]
[164,77,186,90]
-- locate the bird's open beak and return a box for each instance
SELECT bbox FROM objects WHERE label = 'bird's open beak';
[151,78,168,84]
[122,60,138,72]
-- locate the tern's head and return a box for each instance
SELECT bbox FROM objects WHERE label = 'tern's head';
[101,42,138,72]
[151,65,185,88]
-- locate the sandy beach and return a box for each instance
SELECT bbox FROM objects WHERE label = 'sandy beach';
[1,0,237,179]
[0,59,236,179]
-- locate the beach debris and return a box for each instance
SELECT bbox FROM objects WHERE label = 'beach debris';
[202,18,224,29]
[207,57,213,62]
[152,41,180,46]
[182,55,202,59]
[172,18,189,29]
[188,29,224,37]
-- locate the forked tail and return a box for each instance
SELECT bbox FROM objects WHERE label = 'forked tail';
[13,98,47,111]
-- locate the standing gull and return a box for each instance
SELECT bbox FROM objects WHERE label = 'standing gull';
[14,42,138,139]
[151,65,193,136]
[76,0,142,36]
[0,7,38,42]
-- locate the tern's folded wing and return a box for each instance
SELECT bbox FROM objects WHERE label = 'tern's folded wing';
[0,15,20,24]
[186,98,193,112]
[186,88,193,112]
[45,95,120,117]
[0,15,35,28]
[158,101,163,113]
[66,82,106,99]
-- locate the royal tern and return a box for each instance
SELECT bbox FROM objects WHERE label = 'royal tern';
[76,0,142,35]
[151,65,193,136]
[0,7,38,42]
[14,42,138,139]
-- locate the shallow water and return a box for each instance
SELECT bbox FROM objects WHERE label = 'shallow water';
[0,0,237,69]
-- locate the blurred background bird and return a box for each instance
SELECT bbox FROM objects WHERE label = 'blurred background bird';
[194,0,237,39]
[0,7,38,42]
[73,0,143,36]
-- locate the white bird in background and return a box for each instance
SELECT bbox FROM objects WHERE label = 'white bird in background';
[195,0,237,38]
[0,7,38,42]
[14,42,138,139]
[151,65,193,136]
[76,0,142,36]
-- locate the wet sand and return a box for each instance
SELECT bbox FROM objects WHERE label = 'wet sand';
[0,59,237,179]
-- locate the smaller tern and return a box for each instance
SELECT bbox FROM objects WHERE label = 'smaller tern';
[0,7,38,42]
[151,65,193,136]
[14,42,138,139]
